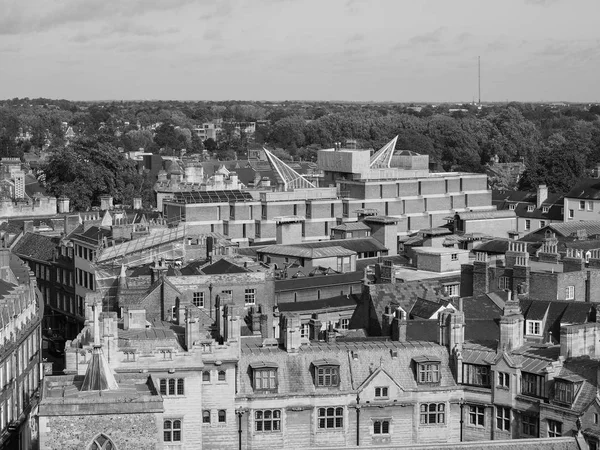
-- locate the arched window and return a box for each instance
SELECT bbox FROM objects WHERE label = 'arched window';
[202,371,211,382]
[218,370,226,381]
[88,434,115,450]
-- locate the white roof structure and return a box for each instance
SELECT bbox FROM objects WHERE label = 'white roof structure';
[369,135,398,169]
[263,148,316,191]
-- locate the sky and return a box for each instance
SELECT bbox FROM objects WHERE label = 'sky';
[1,0,599,103]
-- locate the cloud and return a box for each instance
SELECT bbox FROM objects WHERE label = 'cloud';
[203,29,223,41]
[0,0,197,35]
[525,0,559,6]
[346,33,364,44]
[199,2,234,21]
[409,27,446,45]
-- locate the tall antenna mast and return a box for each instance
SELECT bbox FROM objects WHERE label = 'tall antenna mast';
[478,56,481,105]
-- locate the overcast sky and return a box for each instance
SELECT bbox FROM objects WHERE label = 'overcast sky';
[1,0,598,102]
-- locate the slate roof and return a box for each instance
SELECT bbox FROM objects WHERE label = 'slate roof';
[474,239,541,256]
[275,271,364,292]
[493,190,564,221]
[410,298,451,319]
[455,210,516,220]
[555,357,600,413]
[461,342,561,374]
[406,319,500,343]
[238,338,458,397]
[258,244,356,259]
[565,177,600,200]
[12,232,59,262]
[520,299,594,342]
[199,258,249,275]
[257,237,386,259]
[460,292,505,319]
[330,222,371,232]
[278,294,358,312]
[528,221,600,238]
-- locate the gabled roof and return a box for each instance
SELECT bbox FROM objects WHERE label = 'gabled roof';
[199,258,249,275]
[455,210,516,220]
[330,222,372,232]
[275,271,364,292]
[258,244,355,259]
[258,237,386,260]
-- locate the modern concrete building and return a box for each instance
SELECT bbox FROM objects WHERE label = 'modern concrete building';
[163,137,498,247]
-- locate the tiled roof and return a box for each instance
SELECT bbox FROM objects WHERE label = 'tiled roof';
[556,357,600,413]
[238,339,457,397]
[460,293,504,319]
[546,221,600,238]
[493,190,564,221]
[12,232,59,262]
[520,299,593,342]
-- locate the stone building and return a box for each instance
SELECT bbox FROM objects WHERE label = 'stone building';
[0,249,42,450]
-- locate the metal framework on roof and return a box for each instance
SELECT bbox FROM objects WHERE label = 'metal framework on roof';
[369,136,399,169]
[263,148,316,191]
[172,190,254,204]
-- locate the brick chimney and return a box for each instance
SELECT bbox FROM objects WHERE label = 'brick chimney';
[498,291,524,352]
[185,307,202,351]
[309,315,322,341]
[223,304,240,343]
[381,304,395,336]
[563,248,585,273]
[438,308,464,353]
[472,251,490,296]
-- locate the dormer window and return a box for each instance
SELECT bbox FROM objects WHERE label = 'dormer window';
[542,206,549,213]
[526,320,542,336]
[527,205,534,212]
[250,362,278,392]
[509,204,516,211]
[413,356,441,384]
[553,378,578,405]
[313,360,340,387]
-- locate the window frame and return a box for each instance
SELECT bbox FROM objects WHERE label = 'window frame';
[548,419,562,437]
[527,205,534,212]
[192,291,205,308]
[164,419,182,442]
[526,320,542,336]
[244,288,256,305]
[218,409,227,423]
[253,368,278,391]
[255,409,282,432]
[521,414,538,437]
[498,276,510,290]
[569,209,574,218]
[159,378,185,396]
[521,372,545,398]
[580,201,586,210]
[419,403,445,425]
[418,362,441,384]
[566,285,575,300]
[374,386,389,399]
[317,407,344,430]
[525,219,531,230]
[497,371,510,389]
[315,365,340,387]
[496,406,510,431]
[202,410,211,424]
[553,380,575,405]
[468,405,485,427]
[462,364,491,387]
[373,419,390,435]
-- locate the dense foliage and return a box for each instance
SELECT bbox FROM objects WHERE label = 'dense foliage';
[1,98,599,208]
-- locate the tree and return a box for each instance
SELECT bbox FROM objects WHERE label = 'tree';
[41,137,142,210]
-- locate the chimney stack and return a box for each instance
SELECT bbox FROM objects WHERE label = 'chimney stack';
[284,314,302,352]
[537,185,548,209]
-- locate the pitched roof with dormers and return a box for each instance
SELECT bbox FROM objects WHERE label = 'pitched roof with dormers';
[237,338,458,397]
